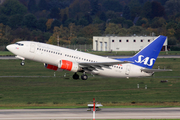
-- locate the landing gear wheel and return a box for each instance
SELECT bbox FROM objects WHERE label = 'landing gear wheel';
[81,74,88,80]
[73,73,79,80]
[21,62,25,66]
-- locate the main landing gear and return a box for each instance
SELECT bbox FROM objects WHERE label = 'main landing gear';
[72,72,88,80]
[73,73,79,80]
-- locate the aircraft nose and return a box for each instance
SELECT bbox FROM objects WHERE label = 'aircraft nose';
[6,44,13,52]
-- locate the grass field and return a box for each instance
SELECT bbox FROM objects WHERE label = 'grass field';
[0,58,180,109]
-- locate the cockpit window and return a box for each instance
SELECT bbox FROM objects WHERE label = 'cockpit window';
[15,43,24,46]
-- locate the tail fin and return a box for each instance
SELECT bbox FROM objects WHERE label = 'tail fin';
[117,35,167,69]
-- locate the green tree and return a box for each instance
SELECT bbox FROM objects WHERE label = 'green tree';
[62,14,68,24]
[0,0,27,16]
[64,18,76,27]
[83,13,93,24]
[49,7,60,19]
[36,18,47,31]
[102,0,123,12]
[69,0,91,18]
[38,0,49,11]
[91,0,100,15]
[105,23,122,35]
[0,23,11,45]
[151,1,165,18]
[141,1,152,19]
[79,24,101,38]
[129,0,142,20]
[109,17,126,25]
[28,0,37,13]
[151,17,166,28]
[71,37,92,44]
[123,5,131,20]
[123,20,133,28]
[8,14,23,29]
[128,26,144,35]
[77,18,88,26]
[0,14,8,25]
[106,11,117,19]
[99,12,107,21]
[10,27,31,42]
[51,20,61,29]
[165,0,180,16]
[22,13,37,29]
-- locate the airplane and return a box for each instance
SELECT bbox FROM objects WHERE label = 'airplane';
[6,35,172,80]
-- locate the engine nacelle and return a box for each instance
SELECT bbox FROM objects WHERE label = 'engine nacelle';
[58,60,80,72]
[44,63,58,71]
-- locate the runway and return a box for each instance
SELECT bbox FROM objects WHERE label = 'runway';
[0,108,180,120]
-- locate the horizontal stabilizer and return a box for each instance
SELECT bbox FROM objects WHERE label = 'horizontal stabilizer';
[141,68,172,73]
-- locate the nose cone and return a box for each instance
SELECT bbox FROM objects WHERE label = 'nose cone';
[6,44,13,52]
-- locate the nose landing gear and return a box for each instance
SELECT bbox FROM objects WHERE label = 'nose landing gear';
[20,61,25,66]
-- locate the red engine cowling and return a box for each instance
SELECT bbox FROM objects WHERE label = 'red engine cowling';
[44,63,58,71]
[58,60,80,72]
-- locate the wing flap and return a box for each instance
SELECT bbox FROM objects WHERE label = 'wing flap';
[79,61,130,71]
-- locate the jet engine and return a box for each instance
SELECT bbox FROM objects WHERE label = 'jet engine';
[58,60,80,72]
[44,63,58,71]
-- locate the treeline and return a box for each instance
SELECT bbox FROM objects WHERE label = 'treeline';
[0,0,180,47]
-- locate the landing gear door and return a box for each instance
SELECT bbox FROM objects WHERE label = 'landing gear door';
[30,43,35,53]
[125,65,131,75]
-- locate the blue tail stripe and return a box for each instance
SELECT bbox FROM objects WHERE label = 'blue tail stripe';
[116,35,167,69]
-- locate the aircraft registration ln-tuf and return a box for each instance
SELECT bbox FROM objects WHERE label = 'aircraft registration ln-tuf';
[6,35,172,80]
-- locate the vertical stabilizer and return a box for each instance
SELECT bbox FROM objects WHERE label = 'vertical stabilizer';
[117,35,167,69]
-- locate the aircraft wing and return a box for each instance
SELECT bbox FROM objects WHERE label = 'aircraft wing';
[79,61,131,71]
[141,68,172,73]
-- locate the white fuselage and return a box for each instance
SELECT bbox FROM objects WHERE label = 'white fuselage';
[7,41,152,78]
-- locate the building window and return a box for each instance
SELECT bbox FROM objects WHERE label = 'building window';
[112,40,114,42]
[119,40,121,42]
[133,40,136,42]
[148,39,150,42]
[126,40,129,42]
[141,40,143,42]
